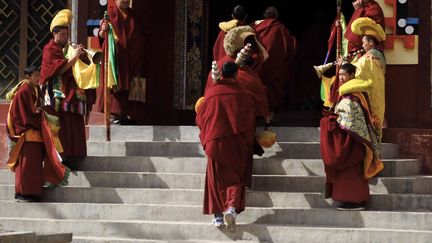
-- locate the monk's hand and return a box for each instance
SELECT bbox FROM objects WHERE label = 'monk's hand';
[352,0,362,9]
[101,22,109,31]
[72,44,85,59]
[99,21,109,37]
[264,122,272,131]
[337,56,344,66]
[35,107,43,114]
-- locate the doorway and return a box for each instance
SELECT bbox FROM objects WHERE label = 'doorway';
[208,0,355,125]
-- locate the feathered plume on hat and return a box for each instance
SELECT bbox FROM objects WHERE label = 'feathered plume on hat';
[50,9,72,32]
[223,26,256,56]
[235,43,252,66]
[211,61,221,82]
[351,17,386,42]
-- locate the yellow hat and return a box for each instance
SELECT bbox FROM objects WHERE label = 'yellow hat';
[224,26,256,56]
[50,9,72,32]
[351,17,386,42]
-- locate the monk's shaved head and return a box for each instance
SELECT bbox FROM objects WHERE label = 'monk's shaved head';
[264,6,279,19]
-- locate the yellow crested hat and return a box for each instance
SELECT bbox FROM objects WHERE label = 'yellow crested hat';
[50,9,72,32]
[224,26,256,56]
[351,17,386,42]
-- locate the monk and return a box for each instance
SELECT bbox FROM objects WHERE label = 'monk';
[345,0,385,52]
[236,54,271,187]
[252,6,297,120]
[7,66,70,202]
[213,5,247,61]
[197,62,254,230]
[320,63,383,210]
[205,26,268,93]
[40,10,87,168]
[97,0,147,124]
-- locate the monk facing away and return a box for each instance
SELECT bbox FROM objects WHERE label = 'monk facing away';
[196,62,254,230]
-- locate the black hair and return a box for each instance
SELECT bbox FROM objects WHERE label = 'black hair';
[24,65,39,76]
[363,35,380,45]
[222,62,238,78]
[263,6,279,19]
[52,25,68,34]
[232,5,247,21]
[243,55,254,67]
[340,63,356,75]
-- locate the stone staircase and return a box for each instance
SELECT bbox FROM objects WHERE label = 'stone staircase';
[0,126,431,242]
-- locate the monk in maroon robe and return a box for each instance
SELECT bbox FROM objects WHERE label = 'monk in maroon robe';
[236,55,271,187]
[7,68,44,202]
[8,67,70,202]
[97,0,147,123]
[40,26,87,164]
[212,5,247,61]
[345,0,385,52]
[252,6,297,117]
[197,62,254,230]
[320,63,383,210]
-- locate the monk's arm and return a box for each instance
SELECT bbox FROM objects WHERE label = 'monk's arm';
[58,47,84,75]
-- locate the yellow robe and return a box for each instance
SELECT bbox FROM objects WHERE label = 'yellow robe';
[353,48,386,129]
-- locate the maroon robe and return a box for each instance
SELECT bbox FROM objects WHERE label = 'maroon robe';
[345,0,385,52]
[40,39,86,158]
[196,78,254,214]
[236,67,269,187]
[8,82,44,196]
[213,30,228,62]
[252,18,296,109]
[237,67,269,118]
[95,4,147,117]
[320,96,370,203]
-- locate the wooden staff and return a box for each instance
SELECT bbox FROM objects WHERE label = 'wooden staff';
[329,0,343,108]
[103,11,111,141]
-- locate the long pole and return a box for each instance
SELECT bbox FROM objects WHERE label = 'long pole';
[329,0,343,107]
[103,11,111,141]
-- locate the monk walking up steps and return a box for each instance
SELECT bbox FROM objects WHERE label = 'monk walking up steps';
[196,62,254,231]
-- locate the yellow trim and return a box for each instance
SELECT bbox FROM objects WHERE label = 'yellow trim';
[351,93,384,178]
[339,78,372,96]
[219,19,239,32]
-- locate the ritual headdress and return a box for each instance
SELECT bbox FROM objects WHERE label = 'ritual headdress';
[351,17,386,42]
[223,26,256,56]
[50,9,72,32]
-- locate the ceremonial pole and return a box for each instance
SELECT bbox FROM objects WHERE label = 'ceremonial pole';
[103,11,111,141]
[329,0,343,108]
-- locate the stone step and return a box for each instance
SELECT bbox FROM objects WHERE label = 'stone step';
[1,186,431,211]
[88,126,320,142]
[72,237,162,243]
[1,218,431,242]
[87,141,400,158]
[0,231,72,243]
[1,171,430,194]
[72,237,250,243]
[0,202,431,231]
[75,157,421,177]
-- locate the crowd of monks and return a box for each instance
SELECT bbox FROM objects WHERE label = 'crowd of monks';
[198,0,386,229]
[6,0,387,233]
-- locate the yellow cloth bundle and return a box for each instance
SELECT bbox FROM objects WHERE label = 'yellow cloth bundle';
[257,130,276,148]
